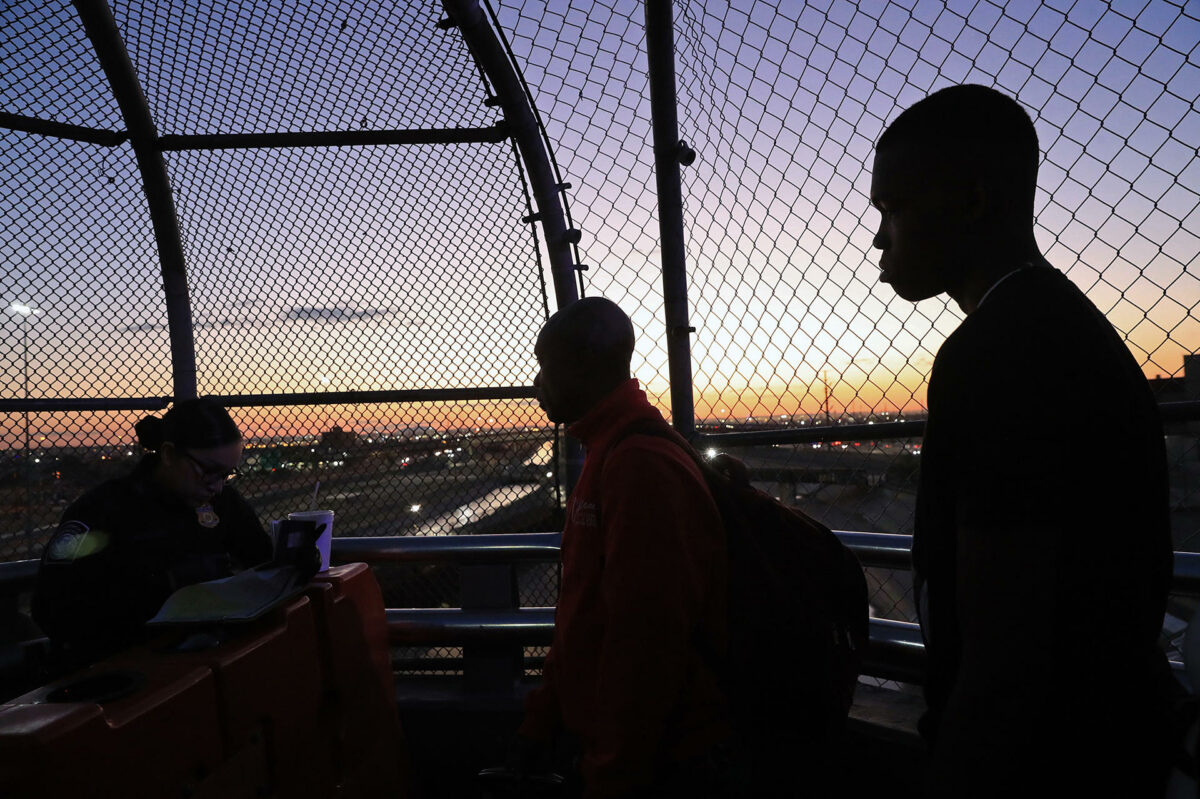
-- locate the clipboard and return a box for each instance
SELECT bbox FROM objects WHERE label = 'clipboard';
[147,520,322,626]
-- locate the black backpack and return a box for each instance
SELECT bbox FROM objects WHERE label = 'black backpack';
[611,423,870,742]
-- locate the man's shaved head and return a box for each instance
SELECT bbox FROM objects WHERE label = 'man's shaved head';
[539,297,635,368]
[878,83,1039,225]
[534,297,635,424]
[871,84,1044,310]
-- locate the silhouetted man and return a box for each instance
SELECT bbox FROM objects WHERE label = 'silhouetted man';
[871,84,1178,795]
[515,297,730,798]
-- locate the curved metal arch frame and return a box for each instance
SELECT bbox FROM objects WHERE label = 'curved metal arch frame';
[56,0,583,406]
[73,0,198,400]
[443,0,580,312]
[443,0,585,491]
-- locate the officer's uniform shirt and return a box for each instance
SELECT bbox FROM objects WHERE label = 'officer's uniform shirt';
[32,456,272,661]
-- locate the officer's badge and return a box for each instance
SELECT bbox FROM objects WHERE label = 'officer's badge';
[196,504,220,528]
[46,521,111,562]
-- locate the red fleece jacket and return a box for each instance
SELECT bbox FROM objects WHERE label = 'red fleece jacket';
[520,379,729,797]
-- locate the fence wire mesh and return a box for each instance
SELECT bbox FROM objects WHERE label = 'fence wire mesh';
[499,0,1199,625]
[1,0,560,635]
[2,1,1199,645]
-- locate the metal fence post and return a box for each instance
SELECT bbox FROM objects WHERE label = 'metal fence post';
[644,0,696,438]
[459,564,524,696]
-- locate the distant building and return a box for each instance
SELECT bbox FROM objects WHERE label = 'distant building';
[1150,357,1200,504]
[1148,354,1197,403]
[320,426,357,450]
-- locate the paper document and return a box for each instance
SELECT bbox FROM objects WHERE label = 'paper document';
[148,566,306,625]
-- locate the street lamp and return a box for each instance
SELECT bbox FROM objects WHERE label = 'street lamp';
[9,301,39,537]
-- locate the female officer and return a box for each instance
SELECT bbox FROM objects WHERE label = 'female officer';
[32,398,272,664]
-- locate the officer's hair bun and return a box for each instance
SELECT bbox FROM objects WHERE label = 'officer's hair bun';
[135,399,240,451]
[134,415,166,450]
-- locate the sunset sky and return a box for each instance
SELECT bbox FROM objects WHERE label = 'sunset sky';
[497,0,1199,420]
[2,0,1197,444]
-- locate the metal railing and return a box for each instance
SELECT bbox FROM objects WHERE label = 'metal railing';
[354,530,1195,686]
[9,530,1195,692]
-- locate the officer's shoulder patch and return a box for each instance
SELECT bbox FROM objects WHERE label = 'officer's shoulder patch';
[45,521,111,562]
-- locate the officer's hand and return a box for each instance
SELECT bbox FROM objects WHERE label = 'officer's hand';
[298,545,322,580]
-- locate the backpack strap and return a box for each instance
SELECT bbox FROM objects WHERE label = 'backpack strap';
[614,423,870,667]
[602,420,736,673]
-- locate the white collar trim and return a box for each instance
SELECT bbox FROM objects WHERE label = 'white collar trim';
[977,264,1032,310]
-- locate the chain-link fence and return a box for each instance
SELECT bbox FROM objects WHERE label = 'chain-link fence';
[3,2,1199,645]
[499,0,1199,630]
[1,0,572,661]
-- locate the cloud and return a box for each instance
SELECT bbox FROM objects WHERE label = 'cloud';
[285,306,392,323]
[121,305,393,333]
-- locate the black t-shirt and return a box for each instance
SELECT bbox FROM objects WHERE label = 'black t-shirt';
[912,265,1174,750]
[32,456,272,659]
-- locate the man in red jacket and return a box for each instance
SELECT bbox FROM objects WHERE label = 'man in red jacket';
[515,297,730,798]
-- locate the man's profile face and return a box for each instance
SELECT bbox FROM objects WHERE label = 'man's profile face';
[533,333,585,425]
[870,142,965,303]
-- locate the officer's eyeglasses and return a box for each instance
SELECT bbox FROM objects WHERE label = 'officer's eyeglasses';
[182,452,241,484]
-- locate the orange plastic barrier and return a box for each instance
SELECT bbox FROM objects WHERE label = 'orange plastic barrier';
[0,564,407,799]
[107,594,334,798]
[0,661,225,798]
[307,563,408,797]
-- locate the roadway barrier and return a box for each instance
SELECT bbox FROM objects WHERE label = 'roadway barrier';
[0,660,225,798]
[0,564,406,798]
[307,564,409,796]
